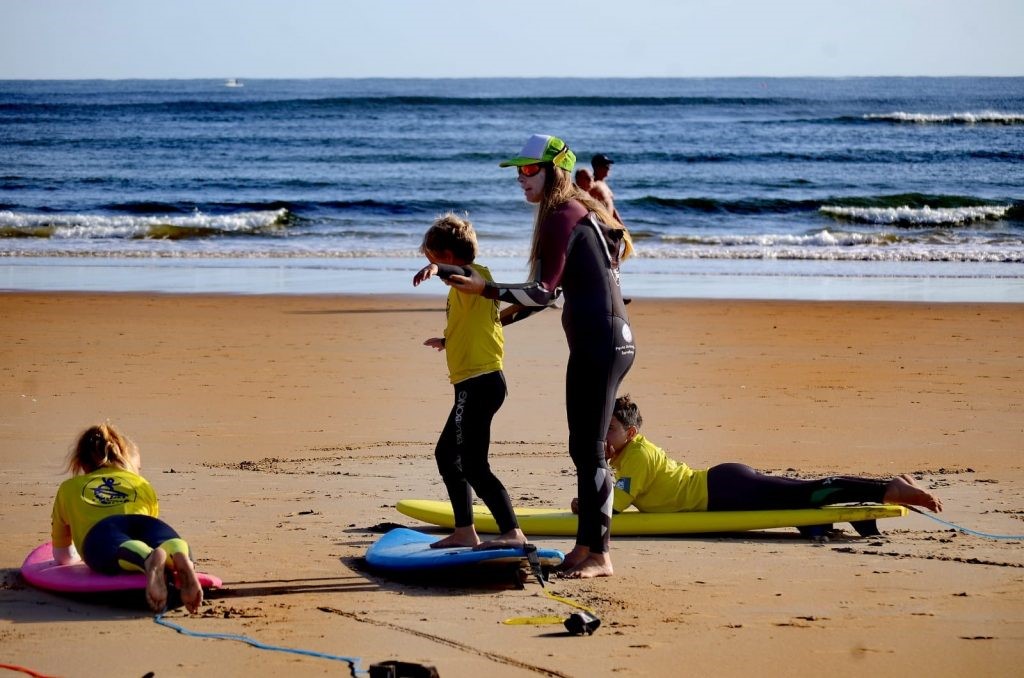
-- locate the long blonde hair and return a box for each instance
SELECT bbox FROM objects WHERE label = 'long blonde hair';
[529,165,633,278]
[67,423,139,475]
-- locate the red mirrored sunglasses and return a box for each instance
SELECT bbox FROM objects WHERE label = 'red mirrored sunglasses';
[517,163,544,177]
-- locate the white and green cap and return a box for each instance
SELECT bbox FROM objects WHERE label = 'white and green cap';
[499,134,576,172]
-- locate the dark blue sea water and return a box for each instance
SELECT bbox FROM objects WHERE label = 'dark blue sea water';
[2,78,1022,299]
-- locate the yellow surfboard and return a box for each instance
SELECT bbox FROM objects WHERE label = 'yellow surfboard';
[396,499,906,536]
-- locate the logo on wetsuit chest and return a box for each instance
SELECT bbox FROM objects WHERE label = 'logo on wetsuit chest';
[616,323,636,357]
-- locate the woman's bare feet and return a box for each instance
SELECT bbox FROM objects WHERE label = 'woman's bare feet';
[474,528,528,551]
[558,545,590,572]
[561,552,614,579]
[144,548,169,612]
[884,474,943,512]
[171,552,204,614]
[430,526,481,549]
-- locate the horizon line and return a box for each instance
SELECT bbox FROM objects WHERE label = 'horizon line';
[3,74,1023,81]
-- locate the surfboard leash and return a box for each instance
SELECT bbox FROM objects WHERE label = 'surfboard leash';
[540,589,596,614]
[906,506,1024,540]
[505,545,601,632]
[521,543,597,612]
[154,612,366,676]
[503,588,602,634]
[0,664,59,678]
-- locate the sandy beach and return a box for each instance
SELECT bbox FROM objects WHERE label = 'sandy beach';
[1,292,1022,677]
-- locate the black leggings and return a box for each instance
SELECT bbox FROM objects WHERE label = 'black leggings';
[567,316,636,554]
[706,463,888,511]
[435,371,518,533]
[82,514,185,574]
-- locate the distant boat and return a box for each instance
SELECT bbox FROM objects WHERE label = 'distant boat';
[224,78,244,88]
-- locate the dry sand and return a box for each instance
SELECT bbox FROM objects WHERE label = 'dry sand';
[1,293,1022,677]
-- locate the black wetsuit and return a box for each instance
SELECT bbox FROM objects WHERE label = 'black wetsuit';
[483,201,635,553]
[706,464,888,511]
[82,514,183,574]
[434,370,517,533]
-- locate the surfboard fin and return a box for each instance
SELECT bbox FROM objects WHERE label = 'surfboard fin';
[850,519,881,537]
[523,543,547,588]
[797,523,833,540]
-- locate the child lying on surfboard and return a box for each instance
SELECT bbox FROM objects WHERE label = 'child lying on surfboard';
[50,423,204,613]
[570,394,942,516]
[412,213,528,550]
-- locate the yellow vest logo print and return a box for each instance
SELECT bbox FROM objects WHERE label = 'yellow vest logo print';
[81,476,137,506]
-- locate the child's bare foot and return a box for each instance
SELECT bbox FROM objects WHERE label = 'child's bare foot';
[884,474,943,512]
[171,552,204,614]
[557,545,590,572]
[144,548,169,612]
[430,526,480,549]
[561,552,614,579]
[474,528,528,550]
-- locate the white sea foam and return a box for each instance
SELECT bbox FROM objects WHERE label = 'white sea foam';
[0,209,288,238]
[863,111,1024,124]
[819,205,1010,226]
[3,240,1023,264]
[643,227,1024,261]
[662,230,893,247]
[635,247,1024,263]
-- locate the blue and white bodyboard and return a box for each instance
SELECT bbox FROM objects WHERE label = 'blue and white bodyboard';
[365,528,563,572]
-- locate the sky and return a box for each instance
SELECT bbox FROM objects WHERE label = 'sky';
[2,0,1022,79]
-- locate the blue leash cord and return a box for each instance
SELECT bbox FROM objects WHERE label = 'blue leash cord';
[907,506,1024,540]
[154,612,365,677]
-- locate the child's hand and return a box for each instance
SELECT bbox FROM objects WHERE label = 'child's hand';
[413,263,439,286]
[570,498,579,514]
[424,337,445,351]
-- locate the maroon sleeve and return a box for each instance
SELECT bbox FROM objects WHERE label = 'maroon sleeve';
[537,200,587,291]
[480,200,587,308]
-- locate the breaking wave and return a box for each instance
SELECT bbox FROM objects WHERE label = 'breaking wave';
[0,209,292,240]
[862,111,1024,125]
[820,205,1011,226]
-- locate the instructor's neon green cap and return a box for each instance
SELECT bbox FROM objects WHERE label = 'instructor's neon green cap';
[499,134,576,172]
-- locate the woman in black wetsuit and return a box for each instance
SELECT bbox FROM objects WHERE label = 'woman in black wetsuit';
[447,134,634,578]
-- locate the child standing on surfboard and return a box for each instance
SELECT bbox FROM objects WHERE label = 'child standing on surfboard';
[571,394,942,516]
[413,213,528,549]
[50,423,204,613]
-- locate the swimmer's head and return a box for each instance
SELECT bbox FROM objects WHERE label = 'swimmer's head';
[591,153,613,180]
[421,212,478,265]
[68,423,140,475]
[574,168,593,191]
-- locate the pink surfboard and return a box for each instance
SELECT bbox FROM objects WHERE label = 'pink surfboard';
[21,542,222,593]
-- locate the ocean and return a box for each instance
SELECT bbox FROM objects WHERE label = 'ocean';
[2,77,1022,300]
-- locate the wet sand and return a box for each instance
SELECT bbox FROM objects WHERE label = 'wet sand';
[1,293,1022,677]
